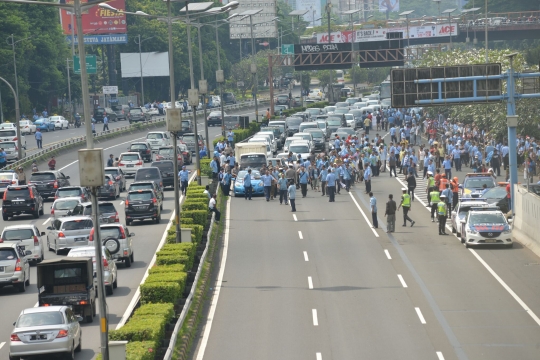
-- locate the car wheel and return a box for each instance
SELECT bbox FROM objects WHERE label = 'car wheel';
[113,276,118,289]
[155,215,161,224]
[18,279,26,292]
[465,242,471,248]
[126,219,132,226]
[456,232,461,238]
[47,238,53,252]
[106,284,113,296]
[33,208,39,218]
[75,334,82,352]
[66,342,75,360]
[130,252,134,263]
[25,272,30,286]
[2,213,8,221]
[125,255,132,268]
[160,203,163,210]
[38,252,44,263]
[39,204,44,215]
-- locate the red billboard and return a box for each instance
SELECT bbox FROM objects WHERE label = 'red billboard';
[59,0,127,35]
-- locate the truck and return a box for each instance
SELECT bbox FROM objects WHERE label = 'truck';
[235,143,267,170]
[224,115,241,130]
[37,258,96,323]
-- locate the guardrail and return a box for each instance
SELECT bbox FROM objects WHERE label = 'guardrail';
[8,99,269,171]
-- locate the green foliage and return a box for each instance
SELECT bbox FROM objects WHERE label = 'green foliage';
[200,158,212,177]
[96,341,156,360]
[180,210,208,227]
[149,263,186,274]
[182,201,207,212]
[109,314,168,346]
[140,281,182,304]
[415,49,540,138]
[133,303,175,321]
[145,271,187,296]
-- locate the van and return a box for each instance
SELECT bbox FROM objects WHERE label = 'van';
[134,167,163,194]
[146,131,171,151]
[248,139,272,158]
[257,131,277,152]
[224,115,240,130]
[0,129,25,146]
[299,122,318,133]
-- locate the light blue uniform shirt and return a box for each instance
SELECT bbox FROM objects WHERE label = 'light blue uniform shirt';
[178,170,189,182]
[243,173,252,187]
[326,172,336,186]
[287,184,296,199]
[210,160,218,173]
[261,174,273,186]
[370,197,377,212]
[298,171,309,184]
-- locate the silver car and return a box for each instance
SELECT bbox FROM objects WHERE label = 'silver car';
[9,306,82,360]
[67,246,118,296]
[2,141,26,162]
[1,225,45,264]
[50,197,84,219]
[46,216,93,254]
[0,243,31,293]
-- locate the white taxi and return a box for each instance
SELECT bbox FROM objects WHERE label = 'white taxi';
[461,207,513,248]
[49,116,69,130]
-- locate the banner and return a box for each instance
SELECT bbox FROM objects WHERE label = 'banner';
[354,29,387,42]
[379,0,399,13]
[59,0,127,35]
[316,31,353,43]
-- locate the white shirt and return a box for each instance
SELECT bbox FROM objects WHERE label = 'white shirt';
[219,154,226,166]
[209,198,216,209]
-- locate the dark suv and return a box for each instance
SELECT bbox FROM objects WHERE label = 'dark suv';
[223,92,237,105]
[2,184,44,220]
[125,189,161,225]
[151,161,175,188]
[128,142,152,162]
[93,107,117,123]
[69,201,119,224]
[127,108,150,123]
[28,171,71,199]
[112,105,130,121]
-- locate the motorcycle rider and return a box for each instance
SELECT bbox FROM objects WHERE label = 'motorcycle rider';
[48,156,56,170]
[75,113,81,127]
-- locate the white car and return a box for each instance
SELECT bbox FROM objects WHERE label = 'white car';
[146,131,171,151]
[3,141,26,162]
[1,224,45,263]
[0,122,17,130]
[461,208,513,248]
[67,246,118,295]
[0,128,26,146]
[51,197,84,219]
[0,171,19,194]
[118,152,143,175]
[49,116,69,130]
[308,88,324,100]
[19,120,36,134]
[91,223,135,267]
[324,106,336,114]
[344,114,355,128]
[450,198,488,237]
[288,141,312,160]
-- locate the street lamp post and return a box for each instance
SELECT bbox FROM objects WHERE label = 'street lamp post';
[399,10,415,49]
[442,8,456,50]
[0,77,21,158]
[194,19,211,158]
[433,0,442,18]
[134,35,154,106]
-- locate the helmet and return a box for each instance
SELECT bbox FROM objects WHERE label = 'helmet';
[440,194,447,198]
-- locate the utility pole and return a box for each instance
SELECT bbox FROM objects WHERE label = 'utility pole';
[66,58,73,125]
[196,22,211,158]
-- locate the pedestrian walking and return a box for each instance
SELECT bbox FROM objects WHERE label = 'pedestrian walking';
[209,193,220,221]
[385,194,397,233]
[17,167,26,185]
[178,166,190,195]
[389,150,397,177]
[397,188,415,227]
[278,173,288,204]
[222,169,232,197]
[261,170,273,201]
[107,154,114,167]
[103,115,109,131]
[369,192,378,229]
[438,194,448,235]
[319,165,328,196]
[287,181,296,212]
[35,129,43,149]
[298,165,309,197]
[429,187,441,222]
[406,173,416,201]
[244,169,253,200]
[326,168,336,202]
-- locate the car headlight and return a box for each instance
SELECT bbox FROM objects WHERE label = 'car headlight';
[503,229,512,234]
[467,227,478,234]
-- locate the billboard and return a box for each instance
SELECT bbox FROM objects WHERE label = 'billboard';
[67,34,128,45]
[354,28,387,42]
[120,52,170,78]
[59,0,127,35]
[316,31,353,43]
[295,0,321,27]
[379,0,399,13]
[229,0,277,39]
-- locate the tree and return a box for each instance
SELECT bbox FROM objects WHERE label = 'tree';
[315,70,336,92]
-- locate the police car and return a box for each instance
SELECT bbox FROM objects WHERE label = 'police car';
[460,207,513,248]
[451,198,488,237]
[460,173,496,198]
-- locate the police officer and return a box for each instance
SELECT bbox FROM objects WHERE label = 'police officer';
[326,168,336,202]
[429,187,441,222]
[178,165,190,195]
[438,194,448,235]
[397,188,415,227]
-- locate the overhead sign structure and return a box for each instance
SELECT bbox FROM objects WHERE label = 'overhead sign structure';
[281,44,294,55]
[229,0,277,39]
[73,55,97,74]
[390,63,502,108]
[120,52,170,78]
[59,0,127,35]
[102,86,118,95]
[316,31,353,44]
[67,34,128,45]
[293,43,352,71]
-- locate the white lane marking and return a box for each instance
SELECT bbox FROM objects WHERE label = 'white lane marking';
[415,307,427,324]
[214,134,221,138]
[42,217,51,225]
[469,249,540,326]
[316,353,322,360]
[384,249,392,259]
[436,352,445,360]
[303,251,309,261]
[397,274,408,288]
[195,195,232,360]
[0,342,5,350]
[312,309,319,326]
[120,201,124,205]
[298,231,303,239]
[59,160,79,171]
[34,301,38,307]
[349,192,379,237]
[293,214,297,221]
[308,276,313,289]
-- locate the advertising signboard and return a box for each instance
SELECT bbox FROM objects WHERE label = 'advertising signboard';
[295,0,321,27]
[316,31,353,43]
[379,0,399,13]
[229,0,277,39]
[59,0,127,35]
[66,34,128,45]
[354,28,387,42]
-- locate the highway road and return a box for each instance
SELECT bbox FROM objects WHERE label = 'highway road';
[0,105,260,359]
[193,133,540,360]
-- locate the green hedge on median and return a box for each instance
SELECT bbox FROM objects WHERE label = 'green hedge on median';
[149,263,186,274]
[140,281,183,304]
[109,312,169,347]
[181,201,207,212]
[144,272,187,296]
[180,210,207,227]
[96,341,156,360]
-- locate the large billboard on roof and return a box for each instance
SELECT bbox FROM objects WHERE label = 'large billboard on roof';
[59,0,127,35]
[229,0,277,39]
[379,0,399,13]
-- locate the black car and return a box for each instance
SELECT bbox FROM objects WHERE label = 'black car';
[97,174,120,199]
[2,184,44,220]
[93,107,117,123]
[207,111,224,126]
[223,92,237,105]
[134,167,164,194]
[125,189,161,225]
[151,161,175,188]
[112,104,130,121]
[129,181,163,207]
[69,201,119,224]
[127,108,150,123]
[128,142,153,162]
[28,171,71,199]
[285,117,303,136]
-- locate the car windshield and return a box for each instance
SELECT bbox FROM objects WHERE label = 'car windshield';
[317,122,326,129]
[335,102,348,108]
[484,187,507,199]
[2,229,33,241]
[0,130,16,137]
[55,200,80,210]
[289,145,309,153]
[57,188,82,197]
[0,248,17,260]
[181,121,191,129]
[128,191,153,201]
[130,183,153,191]
[99,203,116,214]
[158,148,173,155]
[121,154,140,161]
[5,188,30,200]
[209,112,221,116]
[327,120,341,126]
[62,219,92,230]
[0,174,12,180]
[325,107,336,112]
[30,173,55,181]
[286,118,302,126]
[338,128,355,135]
[17,312,64,327]
[147,133,163,139]
[334,109,348,114]
[308,131,324,138]
[3,143,16,149]
[465,178,495,189]
[136,168,159,179]
[237,170,261,180]
[130,144,147,150]
[104,170,119,177]
[294,135,310,141]
[458,205,476,215]
[469,213,506,224]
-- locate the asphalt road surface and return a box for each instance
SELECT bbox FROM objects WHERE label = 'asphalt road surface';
[192,132,540,360]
